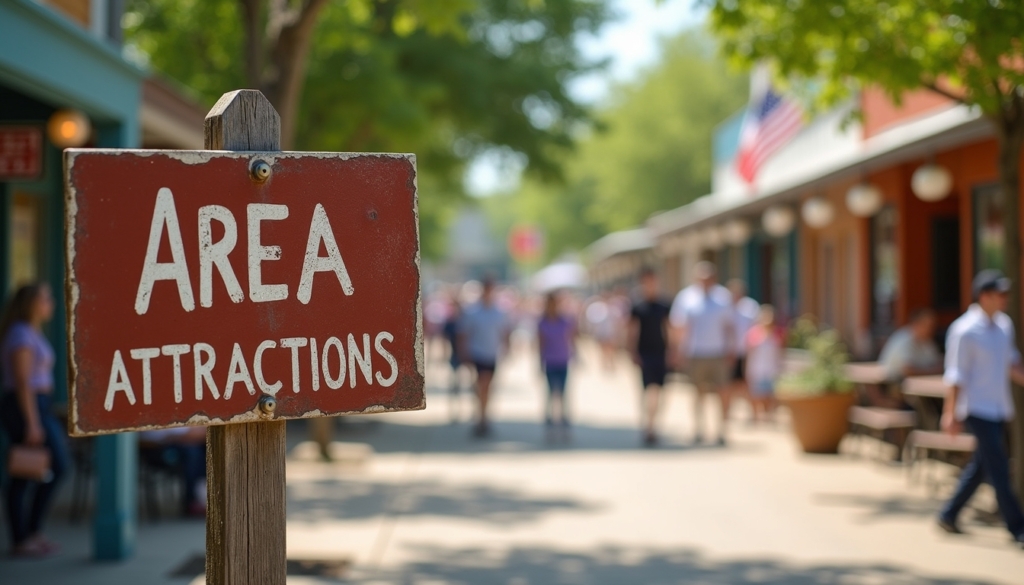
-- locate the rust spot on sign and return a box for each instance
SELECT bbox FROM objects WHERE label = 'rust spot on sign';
[64,150,424,435]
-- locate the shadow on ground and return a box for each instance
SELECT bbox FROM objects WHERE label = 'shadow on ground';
[286,417,768,457]
[360,545,1005,585]
[288,477,600,524]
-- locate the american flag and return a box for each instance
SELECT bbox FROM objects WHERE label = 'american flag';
[736,85,803,183]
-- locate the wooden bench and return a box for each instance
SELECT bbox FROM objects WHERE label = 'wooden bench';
[847,406,917,459]
[903,430,977,491]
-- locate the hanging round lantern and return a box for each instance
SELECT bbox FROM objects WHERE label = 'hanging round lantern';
[845,183,883,217]
[801,196,835,229]
[701,225,724,250]
[723,218,752,246]
[911,163,953,202]
[47,109,91,148]
[762,205,796,237]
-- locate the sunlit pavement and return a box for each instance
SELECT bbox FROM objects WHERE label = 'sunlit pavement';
[3,340,1023,584]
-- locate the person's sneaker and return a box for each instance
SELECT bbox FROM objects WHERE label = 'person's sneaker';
[692,432,704,446]
[937,517,964,535]
[716,436,727,447]
[1015,533,1024,549]
[643,433,658,447]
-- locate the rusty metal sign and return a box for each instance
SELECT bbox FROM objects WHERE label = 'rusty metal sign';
[65,150,424,435]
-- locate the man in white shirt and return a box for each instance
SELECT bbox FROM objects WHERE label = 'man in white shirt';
[670,262,735,445]
[938,270,1024,548]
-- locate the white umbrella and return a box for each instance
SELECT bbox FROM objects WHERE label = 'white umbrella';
[532,262,588,292]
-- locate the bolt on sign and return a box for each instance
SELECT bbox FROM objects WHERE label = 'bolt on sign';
[65,149,425,435]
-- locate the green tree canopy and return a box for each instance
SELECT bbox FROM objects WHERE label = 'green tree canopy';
[485,29,746,261]
[125,0,610,258]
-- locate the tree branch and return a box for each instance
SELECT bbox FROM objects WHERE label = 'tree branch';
[923,81,965,105]
[238,0,264,88]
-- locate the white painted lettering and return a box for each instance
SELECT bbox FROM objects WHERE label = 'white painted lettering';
[130,348,160,405]
[224,343,256,399]
[135,188,195,314]
[322,336,346,390]
[161,344,190,404]
[374,331,398,387]
[198,205,244,307]
[254,340,282,395]
[247,203,289,302]
[280,337,308,393]
[348,333,372,388]
[297,204,354,304]
[104,350,136,411]
[309,337,320,391]
[193,343,220,400]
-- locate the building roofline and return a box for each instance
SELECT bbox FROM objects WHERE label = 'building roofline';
[648,103,988,237]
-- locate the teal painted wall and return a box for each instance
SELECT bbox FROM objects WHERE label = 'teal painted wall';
[0,0,143,562]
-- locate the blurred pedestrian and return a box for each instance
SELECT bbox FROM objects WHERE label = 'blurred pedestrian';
[937,270,1024,549]
[584,292,620,371]
[745,305,783,423]
[459,277,510,438]
[0,283,68,557]
[629,268,672,446]
[537,292,576,440]
[879,308,942,380]
[726,279,760,415]
[443,295,466,422]
[670,262,735,446]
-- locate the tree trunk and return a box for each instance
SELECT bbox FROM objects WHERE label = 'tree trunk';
[239,0,264,89]
[994,101,1024,500]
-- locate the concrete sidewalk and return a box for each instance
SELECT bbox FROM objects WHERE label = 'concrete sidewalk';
[2,341,1022,584]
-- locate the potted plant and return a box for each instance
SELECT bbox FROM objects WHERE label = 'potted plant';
[777,323,855,454]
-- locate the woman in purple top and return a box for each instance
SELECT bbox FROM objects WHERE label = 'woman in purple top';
[537,293,575,437]
[0,283,68,557]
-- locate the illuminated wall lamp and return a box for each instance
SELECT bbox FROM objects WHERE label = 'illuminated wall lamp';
[47,109,92,148]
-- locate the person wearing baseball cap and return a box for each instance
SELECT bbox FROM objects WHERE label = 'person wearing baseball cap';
[938,269,1024,548]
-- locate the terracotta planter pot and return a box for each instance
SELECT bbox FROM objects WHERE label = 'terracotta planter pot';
[781,392,856,454]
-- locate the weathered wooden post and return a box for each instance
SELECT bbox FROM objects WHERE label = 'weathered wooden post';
[203,90,287,585]
[64,89,424,584]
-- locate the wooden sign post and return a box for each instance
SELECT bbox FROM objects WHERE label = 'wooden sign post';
[204,91,286,585]
[63,90,424,584]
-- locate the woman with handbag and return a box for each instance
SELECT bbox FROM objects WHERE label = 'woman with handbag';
[0,283,68,557]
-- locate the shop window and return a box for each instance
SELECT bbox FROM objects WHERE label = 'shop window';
[972,183,1004,273]
[932,217,961,310]
[870,205,898,333]
[10,192,40,289]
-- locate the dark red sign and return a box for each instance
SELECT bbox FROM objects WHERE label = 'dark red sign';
[65,150,424,435]
[0,126,43,180]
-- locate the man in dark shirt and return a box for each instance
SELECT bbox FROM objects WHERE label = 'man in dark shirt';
[630,268,672,446]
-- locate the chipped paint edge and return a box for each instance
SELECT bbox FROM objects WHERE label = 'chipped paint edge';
[64,151,83,436]
[410,154,426,411]
[63,148,417,165]
[69,401,411,437]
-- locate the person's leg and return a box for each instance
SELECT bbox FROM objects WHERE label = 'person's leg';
[544,367,556,426]
[939,434,987,527]
[475,367,494,434]
[966,417,1024,537]
[26,405,70,540]
[0,395,31,549]
[690,359,708,443]
[644,386,661,442]
[715,358,731,444]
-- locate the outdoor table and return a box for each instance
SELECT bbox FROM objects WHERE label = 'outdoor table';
[845,362,898,407]
[902,375,947,430]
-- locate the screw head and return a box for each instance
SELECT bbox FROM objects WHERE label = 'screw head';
[258,395,277,415]
[251,159,272,182]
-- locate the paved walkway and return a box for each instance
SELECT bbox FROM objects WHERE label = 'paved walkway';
[2,341,1023,584]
